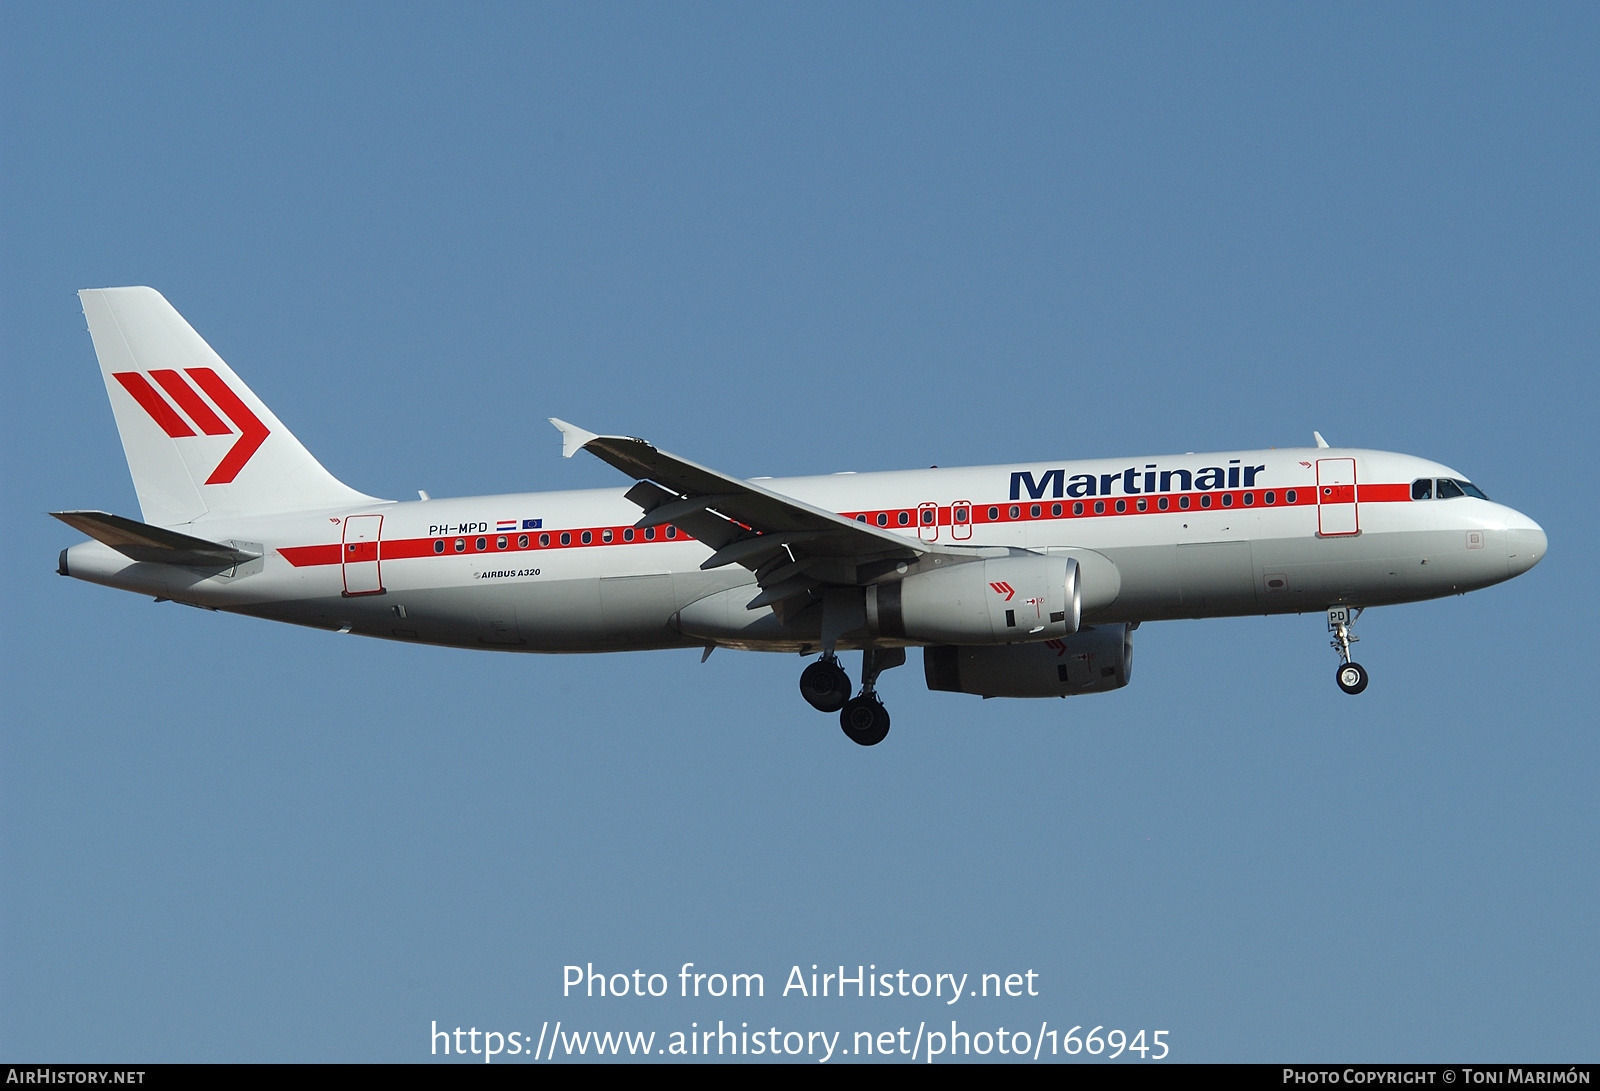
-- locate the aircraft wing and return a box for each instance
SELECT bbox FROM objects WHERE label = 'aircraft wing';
[50,510,259,566]
[550,419,928,607]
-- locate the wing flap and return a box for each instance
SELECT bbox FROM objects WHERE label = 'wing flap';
[551,420,925,565]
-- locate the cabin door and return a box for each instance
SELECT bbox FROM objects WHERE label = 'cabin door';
[1316,459,1359,537]
[342,514,385,595]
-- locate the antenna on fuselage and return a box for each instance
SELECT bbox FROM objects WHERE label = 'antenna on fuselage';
[1313,431,1330,448]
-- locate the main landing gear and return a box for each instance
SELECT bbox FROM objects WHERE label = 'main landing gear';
[800,647,904,745]
[840,693,890,747]
[799,655,851,713]
[1328,606,1369,695]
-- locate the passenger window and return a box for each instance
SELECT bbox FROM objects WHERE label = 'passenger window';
[1009,505,1020,519]
[1411,479,1432,500]
[581,531,592,544]
[455,539,465,552]
[897,511,910,526]
[987,507,999,521]
[1285,489,1297,504]
[666,526,676,539]
[954,507,969,523]
[539,533,550,547]
[856,514,866,522]
[560,532,571,546]
[1051,503,1062,517]
[1157,497,1168,511]
[518,534,528,548]
[1030,504,1041,518]
[876,513,888,526]
[1264,491,1275,505]
[1136,498,1147,511]
[433,540,445,554]
[921,509,934,525]
[1179,496,1191,510]
[644,528,655,541]
[1093,501,1105,514]
[601,529,613,543]
[1072,502,1083,515]
[1200,496,1212,508]
[497,535,508,549]
[475,537,487,551]
[623,528,634,542]
[1222,494,1233,507]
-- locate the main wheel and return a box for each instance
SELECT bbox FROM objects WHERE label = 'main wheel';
[1336,662,1369,695]
[840,695,891,746]
[800,659,851,713]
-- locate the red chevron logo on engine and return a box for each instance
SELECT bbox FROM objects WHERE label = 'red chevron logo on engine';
[113,368,270,484]
[989,581,1015,601]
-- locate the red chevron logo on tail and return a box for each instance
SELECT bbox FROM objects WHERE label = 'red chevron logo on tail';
[112,368,270,484]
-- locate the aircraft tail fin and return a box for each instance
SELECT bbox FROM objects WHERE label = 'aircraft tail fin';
[78,287,382,526]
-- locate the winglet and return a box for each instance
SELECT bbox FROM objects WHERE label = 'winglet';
[1313,431,1330,448]
[548,418,600,459]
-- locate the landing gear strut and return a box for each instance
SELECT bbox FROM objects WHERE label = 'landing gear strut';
[1328,606,1369,695]
[799,655,851,713]
[839,647,904,746]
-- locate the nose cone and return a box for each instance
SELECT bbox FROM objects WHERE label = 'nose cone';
[1504,511,1547,577]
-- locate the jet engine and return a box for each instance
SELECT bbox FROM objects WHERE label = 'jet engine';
[866,553,1079,645]
[923,623,1135,698]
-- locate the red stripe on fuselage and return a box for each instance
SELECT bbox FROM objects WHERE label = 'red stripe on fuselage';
[279,544,341,566]
[275,485,1414,568]
[1358,483,1410,503]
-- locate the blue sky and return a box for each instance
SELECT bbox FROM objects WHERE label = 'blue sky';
[2,3,1595,1062]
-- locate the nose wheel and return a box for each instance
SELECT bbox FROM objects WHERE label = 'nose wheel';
[1336,662,1369,694]
[1328,606,1369,695]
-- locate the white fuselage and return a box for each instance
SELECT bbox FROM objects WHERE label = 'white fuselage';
[62,445,1546,655]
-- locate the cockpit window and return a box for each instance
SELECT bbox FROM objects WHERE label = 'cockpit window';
[1413,477,1489,501]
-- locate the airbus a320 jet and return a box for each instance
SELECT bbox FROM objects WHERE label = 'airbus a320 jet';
[54,288,1547,745]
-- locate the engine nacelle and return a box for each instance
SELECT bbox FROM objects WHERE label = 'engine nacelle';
[867,553,1079,645]
[923,624,1135,698]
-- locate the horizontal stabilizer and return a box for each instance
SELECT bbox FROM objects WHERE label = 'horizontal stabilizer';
[50,510,259,566]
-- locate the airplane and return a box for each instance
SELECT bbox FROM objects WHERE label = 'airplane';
[53,287,1548,745]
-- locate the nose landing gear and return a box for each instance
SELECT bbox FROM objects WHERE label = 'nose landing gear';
[1328,606,1369,694]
